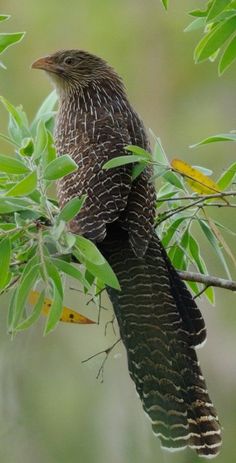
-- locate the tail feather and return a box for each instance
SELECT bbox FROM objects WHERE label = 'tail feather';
[100,230,222,458]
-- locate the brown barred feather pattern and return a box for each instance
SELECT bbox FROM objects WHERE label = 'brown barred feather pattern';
[33,49,222,457]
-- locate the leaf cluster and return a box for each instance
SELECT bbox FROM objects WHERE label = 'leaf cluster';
[0,93,119,335]
[161,0,236,75]
[104,134,236,304]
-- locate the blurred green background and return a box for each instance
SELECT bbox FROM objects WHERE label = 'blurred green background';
[0,1,236,462]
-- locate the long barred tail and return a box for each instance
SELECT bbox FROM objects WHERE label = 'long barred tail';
[99,230,222,458]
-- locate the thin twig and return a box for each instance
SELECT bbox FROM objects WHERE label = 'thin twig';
[156,191,236,202]
[178,270,236,291]
[105,314,116,336]
[193,285,209,300]
[82,338,121,383]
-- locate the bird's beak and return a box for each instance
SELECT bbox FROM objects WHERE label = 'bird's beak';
[31,56,55,72]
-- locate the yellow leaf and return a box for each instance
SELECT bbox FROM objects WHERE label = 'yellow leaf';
[29,290,95,324]
[206,214,236,268]
[171,158,221,195]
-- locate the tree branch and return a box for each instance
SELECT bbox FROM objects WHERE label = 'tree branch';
[178,270,236,292]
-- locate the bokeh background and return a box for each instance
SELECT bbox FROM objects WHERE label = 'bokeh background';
[0,1,236,462]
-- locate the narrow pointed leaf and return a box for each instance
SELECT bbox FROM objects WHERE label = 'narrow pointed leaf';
[13,264,40,327]
[125,145,152,160]
[217,161,236,189]
[219,35,236,74]
[75,236,105,265]
[57,195,86,223]
[0,15,10,22]
[0,154,30,174]
[0,32,25,55]
[44,155,77,180]
[31,90,57,132]
[5,171,37,196]
[103,155,147,170]
[16,290,45,330]
[0,237,11,290]
[207,0,232,21]
[45,259,63,298]
[191,133,236,147]
[194,15,236,63]
[44,285,62,335]
[52,258,90,289]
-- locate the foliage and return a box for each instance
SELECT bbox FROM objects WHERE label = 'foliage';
[0,15,25,69]
[0,93,119,336]
[161,0,236,75]
[104,137,236,304]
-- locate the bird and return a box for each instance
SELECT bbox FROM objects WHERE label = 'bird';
[32,49,222,458]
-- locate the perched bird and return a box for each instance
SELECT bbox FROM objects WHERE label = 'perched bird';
[32,50,221,457]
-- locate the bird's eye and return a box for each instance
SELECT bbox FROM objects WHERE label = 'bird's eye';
[64,57,76,66]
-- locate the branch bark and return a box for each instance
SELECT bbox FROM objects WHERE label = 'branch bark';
[178,270,236,292]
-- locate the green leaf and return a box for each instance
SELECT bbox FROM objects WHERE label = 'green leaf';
[44,285,62,335]
[189,7,210,17]
[168,243,186,270]
[19,138,34,156]
[0,15,10,22]
[132,162,147,181]
[57,195,86,223]
[75,236,105,265]
[219,34,236,74]
[52,258,90,289]
[0,197,37,213]
[0,154,30,174]
[207,0,232,21]
[5,171,37,196]
[83,258,120,290]
[198,220,232,279]
[125,145,152,160]
[161,0,169,10]
[16,290,45,331]
[0,132,19,147]
[45,259,63,298]
[191,133,236,147]
[44,155,78,180]
[103,155,147,170]
[0,32,25,55]
[161,217,188,247]
[194,15,236,62]
[13,264,40,328]
[151,133,169,166]
[204,285,215,305]
[217,161,236,189]
[188,234,205,274]
[34,120,48,158]
[31,90,57,133]
[0,97,28,131]
[186,280,200,297]
[44,131,57,165]
[163,171,186,190]
[184,17,206,33]
[0,237,11,290]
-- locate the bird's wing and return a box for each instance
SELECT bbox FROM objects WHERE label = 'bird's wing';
[58,113,132,241]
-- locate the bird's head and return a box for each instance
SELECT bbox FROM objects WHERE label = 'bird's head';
[32,49,122,94]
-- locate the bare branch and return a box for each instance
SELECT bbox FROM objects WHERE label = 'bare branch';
[178,270,236,292]
[156,190,236,203]
[82,338,121,383]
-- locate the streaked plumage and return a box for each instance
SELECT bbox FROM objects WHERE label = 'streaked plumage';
[32,50,222,457]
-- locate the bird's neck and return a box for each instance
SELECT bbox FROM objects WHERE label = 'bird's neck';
[58,77,130,119]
